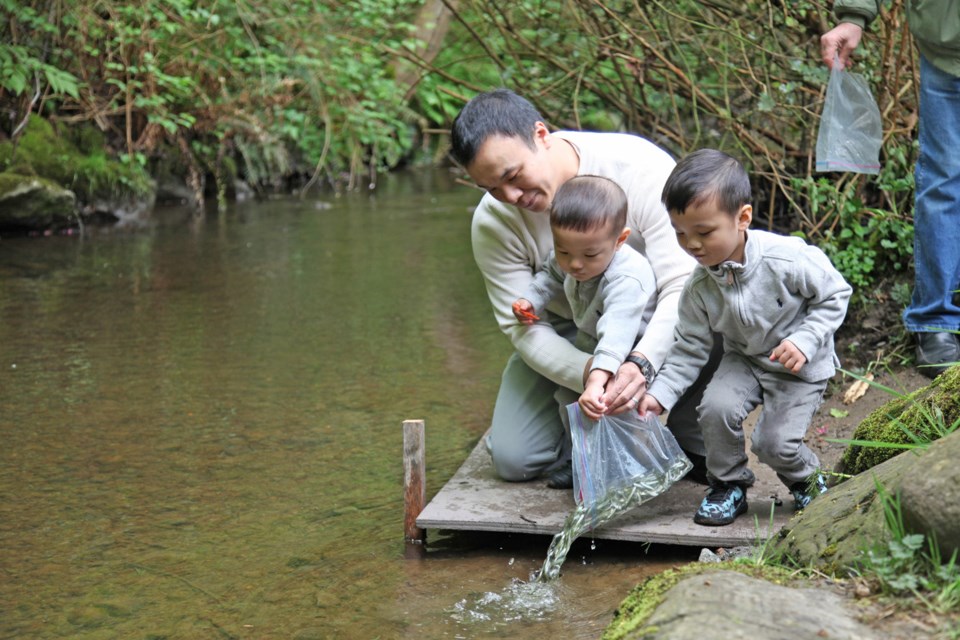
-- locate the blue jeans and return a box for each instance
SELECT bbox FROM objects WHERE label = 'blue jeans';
[902,56,960,333]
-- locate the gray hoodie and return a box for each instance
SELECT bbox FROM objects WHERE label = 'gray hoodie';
[522,245,657,375]
[648,229,852,410]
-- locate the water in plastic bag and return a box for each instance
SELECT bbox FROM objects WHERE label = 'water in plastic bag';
[815,59,882,174]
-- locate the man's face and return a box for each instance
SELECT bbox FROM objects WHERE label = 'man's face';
[465,129,559,213]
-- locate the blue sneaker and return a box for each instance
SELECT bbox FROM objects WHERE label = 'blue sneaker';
[789,473,828,511]
[693,483,747,526]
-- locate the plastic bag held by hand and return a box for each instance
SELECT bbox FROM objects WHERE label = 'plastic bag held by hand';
[815,57,882,174]
[568,404,691,530]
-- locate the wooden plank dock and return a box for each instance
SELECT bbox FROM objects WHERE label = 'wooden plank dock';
[416,416,797,548]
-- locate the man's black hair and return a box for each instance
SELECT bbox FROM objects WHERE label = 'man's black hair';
[661,149,751,215]
[550,175,627,235]
[450,89,543,168]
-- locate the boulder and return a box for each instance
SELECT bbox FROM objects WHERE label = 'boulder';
[605,570,880,640]
[0,172,77,230]
[898,430,960,559]
[774,429,960,569]
[0,115,154,230]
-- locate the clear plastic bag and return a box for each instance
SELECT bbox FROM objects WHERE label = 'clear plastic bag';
[815,58,882,174]
[535,405,692,581]
[569,404,691,529]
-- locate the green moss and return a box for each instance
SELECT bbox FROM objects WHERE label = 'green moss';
[9,115,153,206]
[839,365,960,475]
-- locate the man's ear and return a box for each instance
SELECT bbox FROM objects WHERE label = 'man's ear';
[533,121,551,149]
[616,227,631,248]
[737,204,753,231]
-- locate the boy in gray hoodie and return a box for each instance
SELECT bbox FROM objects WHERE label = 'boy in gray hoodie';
[639,150,852,526]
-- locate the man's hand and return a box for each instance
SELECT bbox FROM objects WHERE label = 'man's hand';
[770,339,807,373]
[637,394,664,416]
[601,356,648,415]
[512,299,539,324]
[821,22,864,70]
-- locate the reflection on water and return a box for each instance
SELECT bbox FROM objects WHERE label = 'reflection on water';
[0,170,690,639]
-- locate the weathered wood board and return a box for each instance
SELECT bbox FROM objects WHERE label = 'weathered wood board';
[417,419,797,548]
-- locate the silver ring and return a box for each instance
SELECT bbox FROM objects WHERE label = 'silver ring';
[629,397,639,405]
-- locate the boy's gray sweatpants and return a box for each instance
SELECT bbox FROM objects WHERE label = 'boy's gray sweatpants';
[700,351,826,488]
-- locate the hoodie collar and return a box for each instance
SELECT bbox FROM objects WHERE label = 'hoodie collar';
[706,230,758,285]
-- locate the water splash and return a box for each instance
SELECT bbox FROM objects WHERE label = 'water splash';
[449,578,563,625]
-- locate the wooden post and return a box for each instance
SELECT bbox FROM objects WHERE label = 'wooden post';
[402,419,426,546]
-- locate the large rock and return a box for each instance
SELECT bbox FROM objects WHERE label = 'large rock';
[605,570,880,640]
[898,430,960,559]
[774,429,960,569]
[0,172,77,229]
[0,115,154,231]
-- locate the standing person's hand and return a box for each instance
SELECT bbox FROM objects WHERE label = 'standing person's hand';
[821,22,864,70]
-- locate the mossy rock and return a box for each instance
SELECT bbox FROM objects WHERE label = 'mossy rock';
[602,563,794,640]
[0,172,77,229]
[838,364,960,475]
[0,115,154,225]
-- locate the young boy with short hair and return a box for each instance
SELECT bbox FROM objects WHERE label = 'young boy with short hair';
[638,149,852,526]
[514,175,657,423]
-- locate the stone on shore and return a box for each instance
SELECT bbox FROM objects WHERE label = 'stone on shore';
[603,569,881,640]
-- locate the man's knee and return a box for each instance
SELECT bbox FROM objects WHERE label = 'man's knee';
[490,446,544,482]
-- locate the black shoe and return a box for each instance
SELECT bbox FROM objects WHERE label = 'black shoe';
[788,473,828,511]
[693,483,747,526]
[546,461,573,489]
[914,331,960,379]
[681,449,710,485]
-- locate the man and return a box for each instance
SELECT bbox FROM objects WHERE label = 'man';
[821,1,960,377]
[450,89,717,488]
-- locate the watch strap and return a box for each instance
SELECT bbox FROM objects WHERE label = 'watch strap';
[624,355,656,385]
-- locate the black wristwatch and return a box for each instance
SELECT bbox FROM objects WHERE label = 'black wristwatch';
[624,355,656,385]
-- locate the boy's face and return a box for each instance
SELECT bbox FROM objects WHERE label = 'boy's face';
[552,222,630,282]
[466,123,562,213]
[669,197,752,267]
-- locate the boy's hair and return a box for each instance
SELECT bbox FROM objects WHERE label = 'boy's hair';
[550,175,627,235]
[450,89,542,168]
[661,149,751,215]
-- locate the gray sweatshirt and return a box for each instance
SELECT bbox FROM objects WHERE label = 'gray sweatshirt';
[648,229,852,409]
[522,245,657,374]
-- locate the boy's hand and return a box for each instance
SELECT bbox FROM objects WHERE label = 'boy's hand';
[770,339,807,373]
[637,394,664,416]
[578,383,607,420]
[512,299,539,324]
[579,370,612,420]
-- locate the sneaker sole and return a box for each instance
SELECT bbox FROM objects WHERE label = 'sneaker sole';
[693,499,748,526]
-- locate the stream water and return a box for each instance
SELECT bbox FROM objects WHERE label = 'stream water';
[0,170,695,639]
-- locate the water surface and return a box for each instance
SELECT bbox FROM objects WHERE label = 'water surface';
[0,171,692,639]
